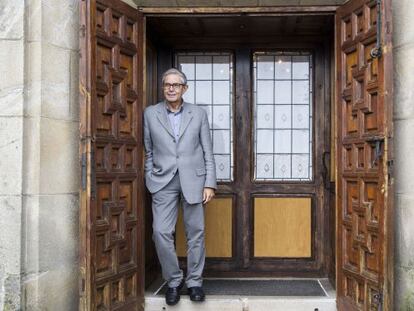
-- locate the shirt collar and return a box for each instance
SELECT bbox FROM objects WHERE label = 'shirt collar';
[165,101,184,114]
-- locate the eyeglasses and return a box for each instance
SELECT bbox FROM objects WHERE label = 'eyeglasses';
[163,83,185,90]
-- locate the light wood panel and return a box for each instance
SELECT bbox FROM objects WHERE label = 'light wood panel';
[176,198,232,258]
[254,197,311,258]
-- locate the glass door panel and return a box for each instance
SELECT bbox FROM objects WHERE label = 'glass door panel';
[176,52,234,182]
[253,52,313,181]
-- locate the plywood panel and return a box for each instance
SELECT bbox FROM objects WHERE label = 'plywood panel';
[176,198,232,258]
[254,197,311,257]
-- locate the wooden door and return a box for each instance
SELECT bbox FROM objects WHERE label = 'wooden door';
[173,46,331,276]
[336,0,394,310]
[79,0,144,310]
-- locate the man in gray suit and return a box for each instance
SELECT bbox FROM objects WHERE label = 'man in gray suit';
[144,68,217,305]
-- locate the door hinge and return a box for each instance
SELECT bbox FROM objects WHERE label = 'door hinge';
[387,159,394,180]
[79,266,86,296]
[81,277,86,294]
[373,140,383,165]
[373,292,383,311]
[79,24,86,38]
[370,0,382,59]
[366,136,384,166]
[91,148,96,200]
[81,152,87,190]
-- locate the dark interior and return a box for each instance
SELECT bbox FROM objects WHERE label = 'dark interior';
[147,15,333,45]
[144,14,336,290]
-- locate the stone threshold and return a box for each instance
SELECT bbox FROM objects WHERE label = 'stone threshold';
[144,278,337,311]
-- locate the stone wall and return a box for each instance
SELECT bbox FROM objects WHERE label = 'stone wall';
[0,0,25,309]
[393,0,414,310]
[0,0,81,310]
[21,0,80,308]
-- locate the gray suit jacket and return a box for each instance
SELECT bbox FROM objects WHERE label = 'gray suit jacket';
[143,101,217,204]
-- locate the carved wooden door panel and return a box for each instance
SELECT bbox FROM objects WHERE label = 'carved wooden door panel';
[79,0,144,310]
[336,0,393,310]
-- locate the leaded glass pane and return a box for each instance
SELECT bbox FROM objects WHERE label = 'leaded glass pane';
[256,155,274,179]
[292,56,310,79]
[293,80,309,104]
[292,154,309,179]
[213,81,230,105]
[213,105,230,130]
[195,81,212,105]
[254,51,313,181]
[275,80,291,104]
[214,154,231,180]
[274,130,291,154]
[179,56,195,80]
[274,105,291,129]
[257,130,274,154]
[292,130,309,154]
[257,105,274,129]
[213,56,230,79]
[274,154,291,179]
[257,81,274,104]
[293,105,309,129]
[275,56,291,79]
[195,56,212,79]
[257,55,274,79]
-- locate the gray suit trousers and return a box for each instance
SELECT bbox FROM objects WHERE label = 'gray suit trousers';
[152,172,205,288]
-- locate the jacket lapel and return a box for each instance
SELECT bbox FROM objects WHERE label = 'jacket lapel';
[178,102,193,140]
[155,103,174,138]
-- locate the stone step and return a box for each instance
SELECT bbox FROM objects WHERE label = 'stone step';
[145,278,337,311]
[145,295,337,311]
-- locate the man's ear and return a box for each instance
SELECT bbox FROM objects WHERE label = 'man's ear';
[182,85,188,94]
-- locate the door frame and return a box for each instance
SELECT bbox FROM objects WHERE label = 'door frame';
[138,6,340,14]
[139,3,394,309]
[141,8,337,279]
[78,1,394,310]
[172,45,332,277]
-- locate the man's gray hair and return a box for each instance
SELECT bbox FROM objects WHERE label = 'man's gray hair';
[162,68,187,85]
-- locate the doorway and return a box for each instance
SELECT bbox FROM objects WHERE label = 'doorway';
[144,14,335,282]
[79,1,394,309]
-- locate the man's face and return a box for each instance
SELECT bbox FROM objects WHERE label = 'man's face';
[163,74,187,104]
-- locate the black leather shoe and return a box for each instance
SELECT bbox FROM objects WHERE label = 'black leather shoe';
[187,286,205,302]
[165,279,184,306]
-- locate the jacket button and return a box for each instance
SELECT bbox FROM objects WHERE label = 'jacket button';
[173,139,176,143]
[176,156,179,159]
